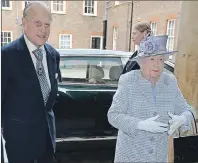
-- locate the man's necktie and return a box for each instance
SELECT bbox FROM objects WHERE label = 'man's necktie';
[32,48,51,105]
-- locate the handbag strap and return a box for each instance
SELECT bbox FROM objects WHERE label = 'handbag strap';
[189,110,198,134]
[178,110,197,137]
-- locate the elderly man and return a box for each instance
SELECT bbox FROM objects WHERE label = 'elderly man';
[1,2,60,163]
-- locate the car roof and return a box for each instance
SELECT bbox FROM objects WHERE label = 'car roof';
[56,48,133,57]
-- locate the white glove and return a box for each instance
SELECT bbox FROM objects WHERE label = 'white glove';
[168,112,187,135]
[137,115,168,133]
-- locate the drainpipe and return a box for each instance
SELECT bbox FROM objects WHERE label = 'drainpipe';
[103,1,108,50]
[128,1,133,52]
[16,1,19,24]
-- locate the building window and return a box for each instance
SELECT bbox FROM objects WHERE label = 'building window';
[1,31,12,46]
[166,20,176,63]
[51,1,66,14]
[166,20,176,52]
[91,36,103,49]
[22,1,31,10]
[59,34,72,49]
[2,0,12,10]
[113,27,118,50]
[115,1,119,5]
[83,0,97,16]
[150,22,157,36]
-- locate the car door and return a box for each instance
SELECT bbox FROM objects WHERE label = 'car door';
[54,56,123,139]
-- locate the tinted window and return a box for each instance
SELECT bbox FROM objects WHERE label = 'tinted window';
[60,56,123,85]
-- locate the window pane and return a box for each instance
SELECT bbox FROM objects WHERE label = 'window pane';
[6,0,10,7]
[59,4,63,11]
[96,38,100,49]
[85,6,87,13]
[2,0,6,7]
[85,0,88,6]
[53,4,57,11]
[91,0,94,6]
[66,36,70,40]
[4,38,7,43]
[91,37,101,49]
[60,35,71,48]
[168,21,171,28]
[92,38,96,48]
[88,0,91,6]
[2,0,10,7]
[91,7,94,14]
[60,56,123,85]
[4,32,7,37]
[88,7,91,13]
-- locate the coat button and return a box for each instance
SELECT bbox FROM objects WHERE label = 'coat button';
[153,112,158,116]
[149,149,154,154]
[150,136,155,141]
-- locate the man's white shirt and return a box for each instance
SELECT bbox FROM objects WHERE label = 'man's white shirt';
[24,35,51,88]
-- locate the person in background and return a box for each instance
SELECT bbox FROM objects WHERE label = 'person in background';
[1,2,61,163]
[122,22,151,74]
[108,35,194,162]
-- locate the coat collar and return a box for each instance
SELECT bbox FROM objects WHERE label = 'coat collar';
[134,70,169,106]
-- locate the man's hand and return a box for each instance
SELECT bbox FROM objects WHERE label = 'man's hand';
[168,112,187,135]
[137,115,168,133]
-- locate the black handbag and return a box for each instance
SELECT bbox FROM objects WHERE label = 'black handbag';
[174,111,198,163]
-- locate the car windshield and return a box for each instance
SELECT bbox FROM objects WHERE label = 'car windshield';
[60,56,123,85]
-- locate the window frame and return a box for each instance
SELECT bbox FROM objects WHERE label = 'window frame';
[113,26,118,50]
[59,34,72,49]
[2,0,12,10]
[1,31,13,46]
[51,1,66,14]
[166,19,176,63]
[150,22,157,36]
[83,0,97,16]
[90,36,103,49]
[166,19,176,52]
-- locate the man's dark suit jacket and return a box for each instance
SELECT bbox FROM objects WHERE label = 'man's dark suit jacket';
[122,50,140,74]
[1,35,60,162]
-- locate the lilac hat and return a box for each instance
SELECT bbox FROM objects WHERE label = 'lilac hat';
[132,35,177,61]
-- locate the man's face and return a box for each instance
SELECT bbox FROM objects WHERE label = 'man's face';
[23,6,51,47]
[141,55,165,79]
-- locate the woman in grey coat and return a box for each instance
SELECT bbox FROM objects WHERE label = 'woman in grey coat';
[107,35,194,162]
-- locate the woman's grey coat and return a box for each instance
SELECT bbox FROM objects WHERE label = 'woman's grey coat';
[107,70,193,163]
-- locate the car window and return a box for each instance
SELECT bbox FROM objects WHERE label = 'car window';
[60,56,123,85]
[121,57,130,66]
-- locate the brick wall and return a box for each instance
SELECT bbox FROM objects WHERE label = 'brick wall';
[2,1,105,49]
[106,1,180,54]
[106,1,132,51]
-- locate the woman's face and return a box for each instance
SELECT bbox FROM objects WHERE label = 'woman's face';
[132,28,148,45]
[140,55,165,79]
